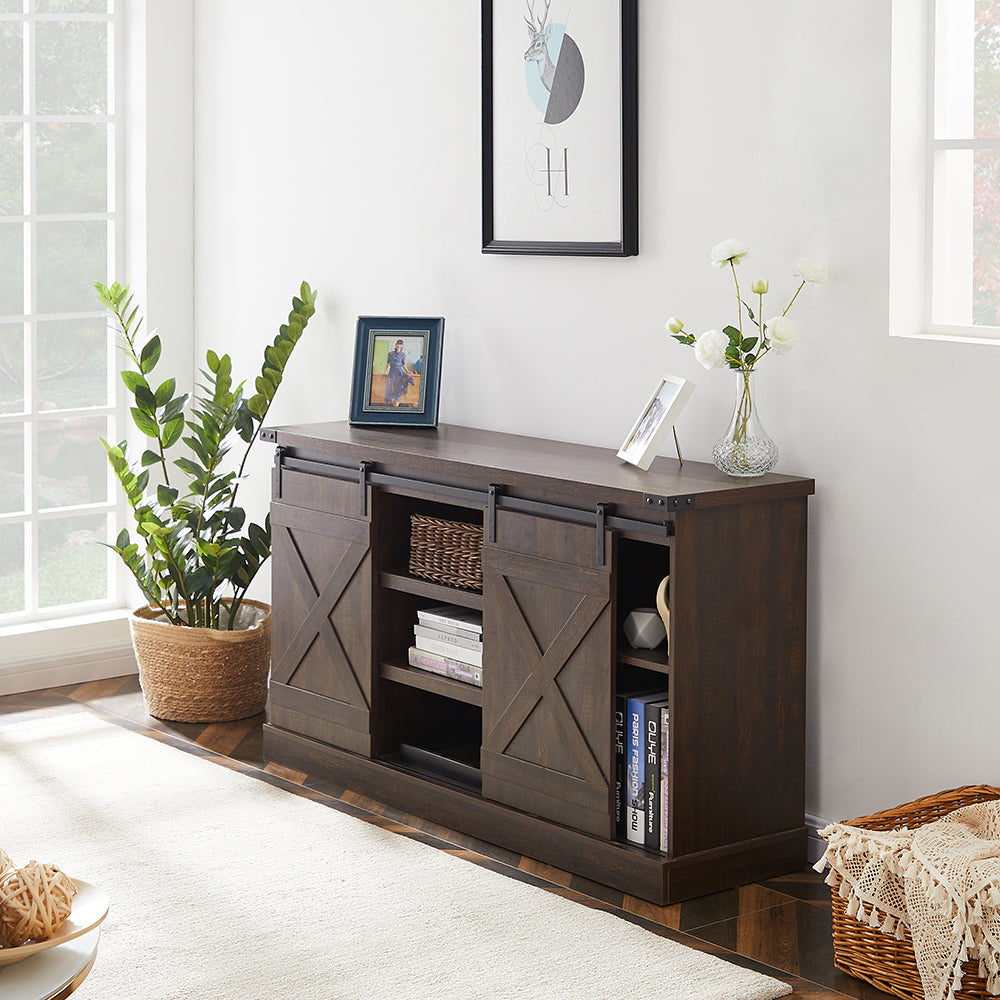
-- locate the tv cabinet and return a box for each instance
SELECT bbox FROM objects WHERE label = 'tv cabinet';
[261,422,814,905]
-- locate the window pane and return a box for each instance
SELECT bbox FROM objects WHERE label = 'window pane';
[0,322,25,413]
[976,1,1000,138]
[36,1,109,11]
[0,222,24,314]
[36,317,108,408]
[0,521,25,614]
[0,419,25,513]
[38,512,108,607]
[35,21,107,115]
[36,220,107,313]
[974,150,1000,323]
[0,21,23,115]
[37,413,107,508]
[37,123,108,215]
[0,124,24,216]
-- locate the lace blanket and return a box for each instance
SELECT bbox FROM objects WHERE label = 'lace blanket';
[816,801,1000,1000]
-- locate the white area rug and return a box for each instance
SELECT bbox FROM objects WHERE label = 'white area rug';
[0,713,792,1000]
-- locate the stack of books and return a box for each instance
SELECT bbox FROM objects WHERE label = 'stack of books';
[615,687,670,853]
[407,604,484,688]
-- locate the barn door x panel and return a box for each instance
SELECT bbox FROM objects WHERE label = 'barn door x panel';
[269,501,372,755]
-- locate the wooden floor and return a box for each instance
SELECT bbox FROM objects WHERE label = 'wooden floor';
[0,675,893,1000]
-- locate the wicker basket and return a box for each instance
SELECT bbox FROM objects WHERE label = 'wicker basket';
[128,600,271,723]
[408,514,483,591]
[829,784,1000,1000]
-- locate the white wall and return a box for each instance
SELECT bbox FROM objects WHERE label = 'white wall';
[190,0,1000,826]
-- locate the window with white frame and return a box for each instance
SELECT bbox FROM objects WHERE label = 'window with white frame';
[894,0,1000,341]
[0,0,123,623]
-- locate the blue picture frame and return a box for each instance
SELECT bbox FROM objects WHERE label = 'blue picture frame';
[349,316,444,427]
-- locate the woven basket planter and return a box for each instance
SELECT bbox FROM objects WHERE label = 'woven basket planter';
[828,784,1000,1000]
[128,600,271,723]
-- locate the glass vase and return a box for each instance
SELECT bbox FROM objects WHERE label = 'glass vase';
[711,369,778,477]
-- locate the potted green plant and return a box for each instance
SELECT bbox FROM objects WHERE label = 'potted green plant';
[96,279,317,722]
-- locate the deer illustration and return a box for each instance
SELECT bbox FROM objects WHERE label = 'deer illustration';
[524,0,557,92]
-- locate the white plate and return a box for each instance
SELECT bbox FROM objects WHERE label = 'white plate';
[0,881,109,966]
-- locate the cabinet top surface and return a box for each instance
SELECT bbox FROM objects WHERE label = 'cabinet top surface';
[267,421,814,510]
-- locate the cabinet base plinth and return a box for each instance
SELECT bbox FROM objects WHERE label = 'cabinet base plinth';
[263,723,806,905]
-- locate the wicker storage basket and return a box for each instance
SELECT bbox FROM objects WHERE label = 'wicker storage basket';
[829,784,1000,1000]
[128,600,271,723]
[408,514,483,591]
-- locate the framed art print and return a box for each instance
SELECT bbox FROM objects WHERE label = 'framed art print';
[349,317,444,427]
[482,0,638,256]
[617,375,695,471]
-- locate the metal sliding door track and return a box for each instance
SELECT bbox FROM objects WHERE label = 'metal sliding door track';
[275,454,673,554]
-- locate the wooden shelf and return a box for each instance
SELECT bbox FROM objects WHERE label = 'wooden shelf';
[378,569,483,610]
[378,658,483,707]
[618,646,669,674]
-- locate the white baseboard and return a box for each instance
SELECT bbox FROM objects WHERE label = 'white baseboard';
[0,640,137,696]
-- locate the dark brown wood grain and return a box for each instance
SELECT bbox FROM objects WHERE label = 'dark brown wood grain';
[268,422,815,515]
[263,422,813,905]
[269,499,374,755]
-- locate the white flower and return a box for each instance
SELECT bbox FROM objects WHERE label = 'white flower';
[693,328,729,369]
[665,316,685,334]
[750,279,769,295]
[792,258,827,284]
[766,315,800,353]
[709,239,749,268]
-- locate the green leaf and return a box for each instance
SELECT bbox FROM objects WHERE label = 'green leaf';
[141,449,161,467]
[741,337,758,353]
[154,378,176,407]
[206,349,220,373]
[255,375,275,400]
[139,335,161,374]
[248,520,270,557]
[161,415,185,449]
[134,383,157,413]
[130,407,159,438]
[723,325,741,346]
[121,370,149,393]
[174,456,206,478]
[157,485,178,506]
[161,395,188,421]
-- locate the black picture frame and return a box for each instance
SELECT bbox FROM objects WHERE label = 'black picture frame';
[482,0,638,257]
[349,317,444,427]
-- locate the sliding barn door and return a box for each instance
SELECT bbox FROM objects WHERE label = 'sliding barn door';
[269,499,373,755]
[481,510,615,839]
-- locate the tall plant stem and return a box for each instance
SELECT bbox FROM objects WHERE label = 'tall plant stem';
[730,260,743,337]
[783,279,806,316]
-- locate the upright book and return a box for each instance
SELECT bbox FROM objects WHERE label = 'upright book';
[625,689,668,845]
[614,694,627,839]
[643,696,669,852]
[659,703,670,853]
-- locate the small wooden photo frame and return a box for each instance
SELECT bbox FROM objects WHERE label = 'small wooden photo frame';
[349,316,444,427]
[617,374,695,471]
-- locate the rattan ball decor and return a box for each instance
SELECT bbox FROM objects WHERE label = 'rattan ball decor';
[0,860,77,947]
